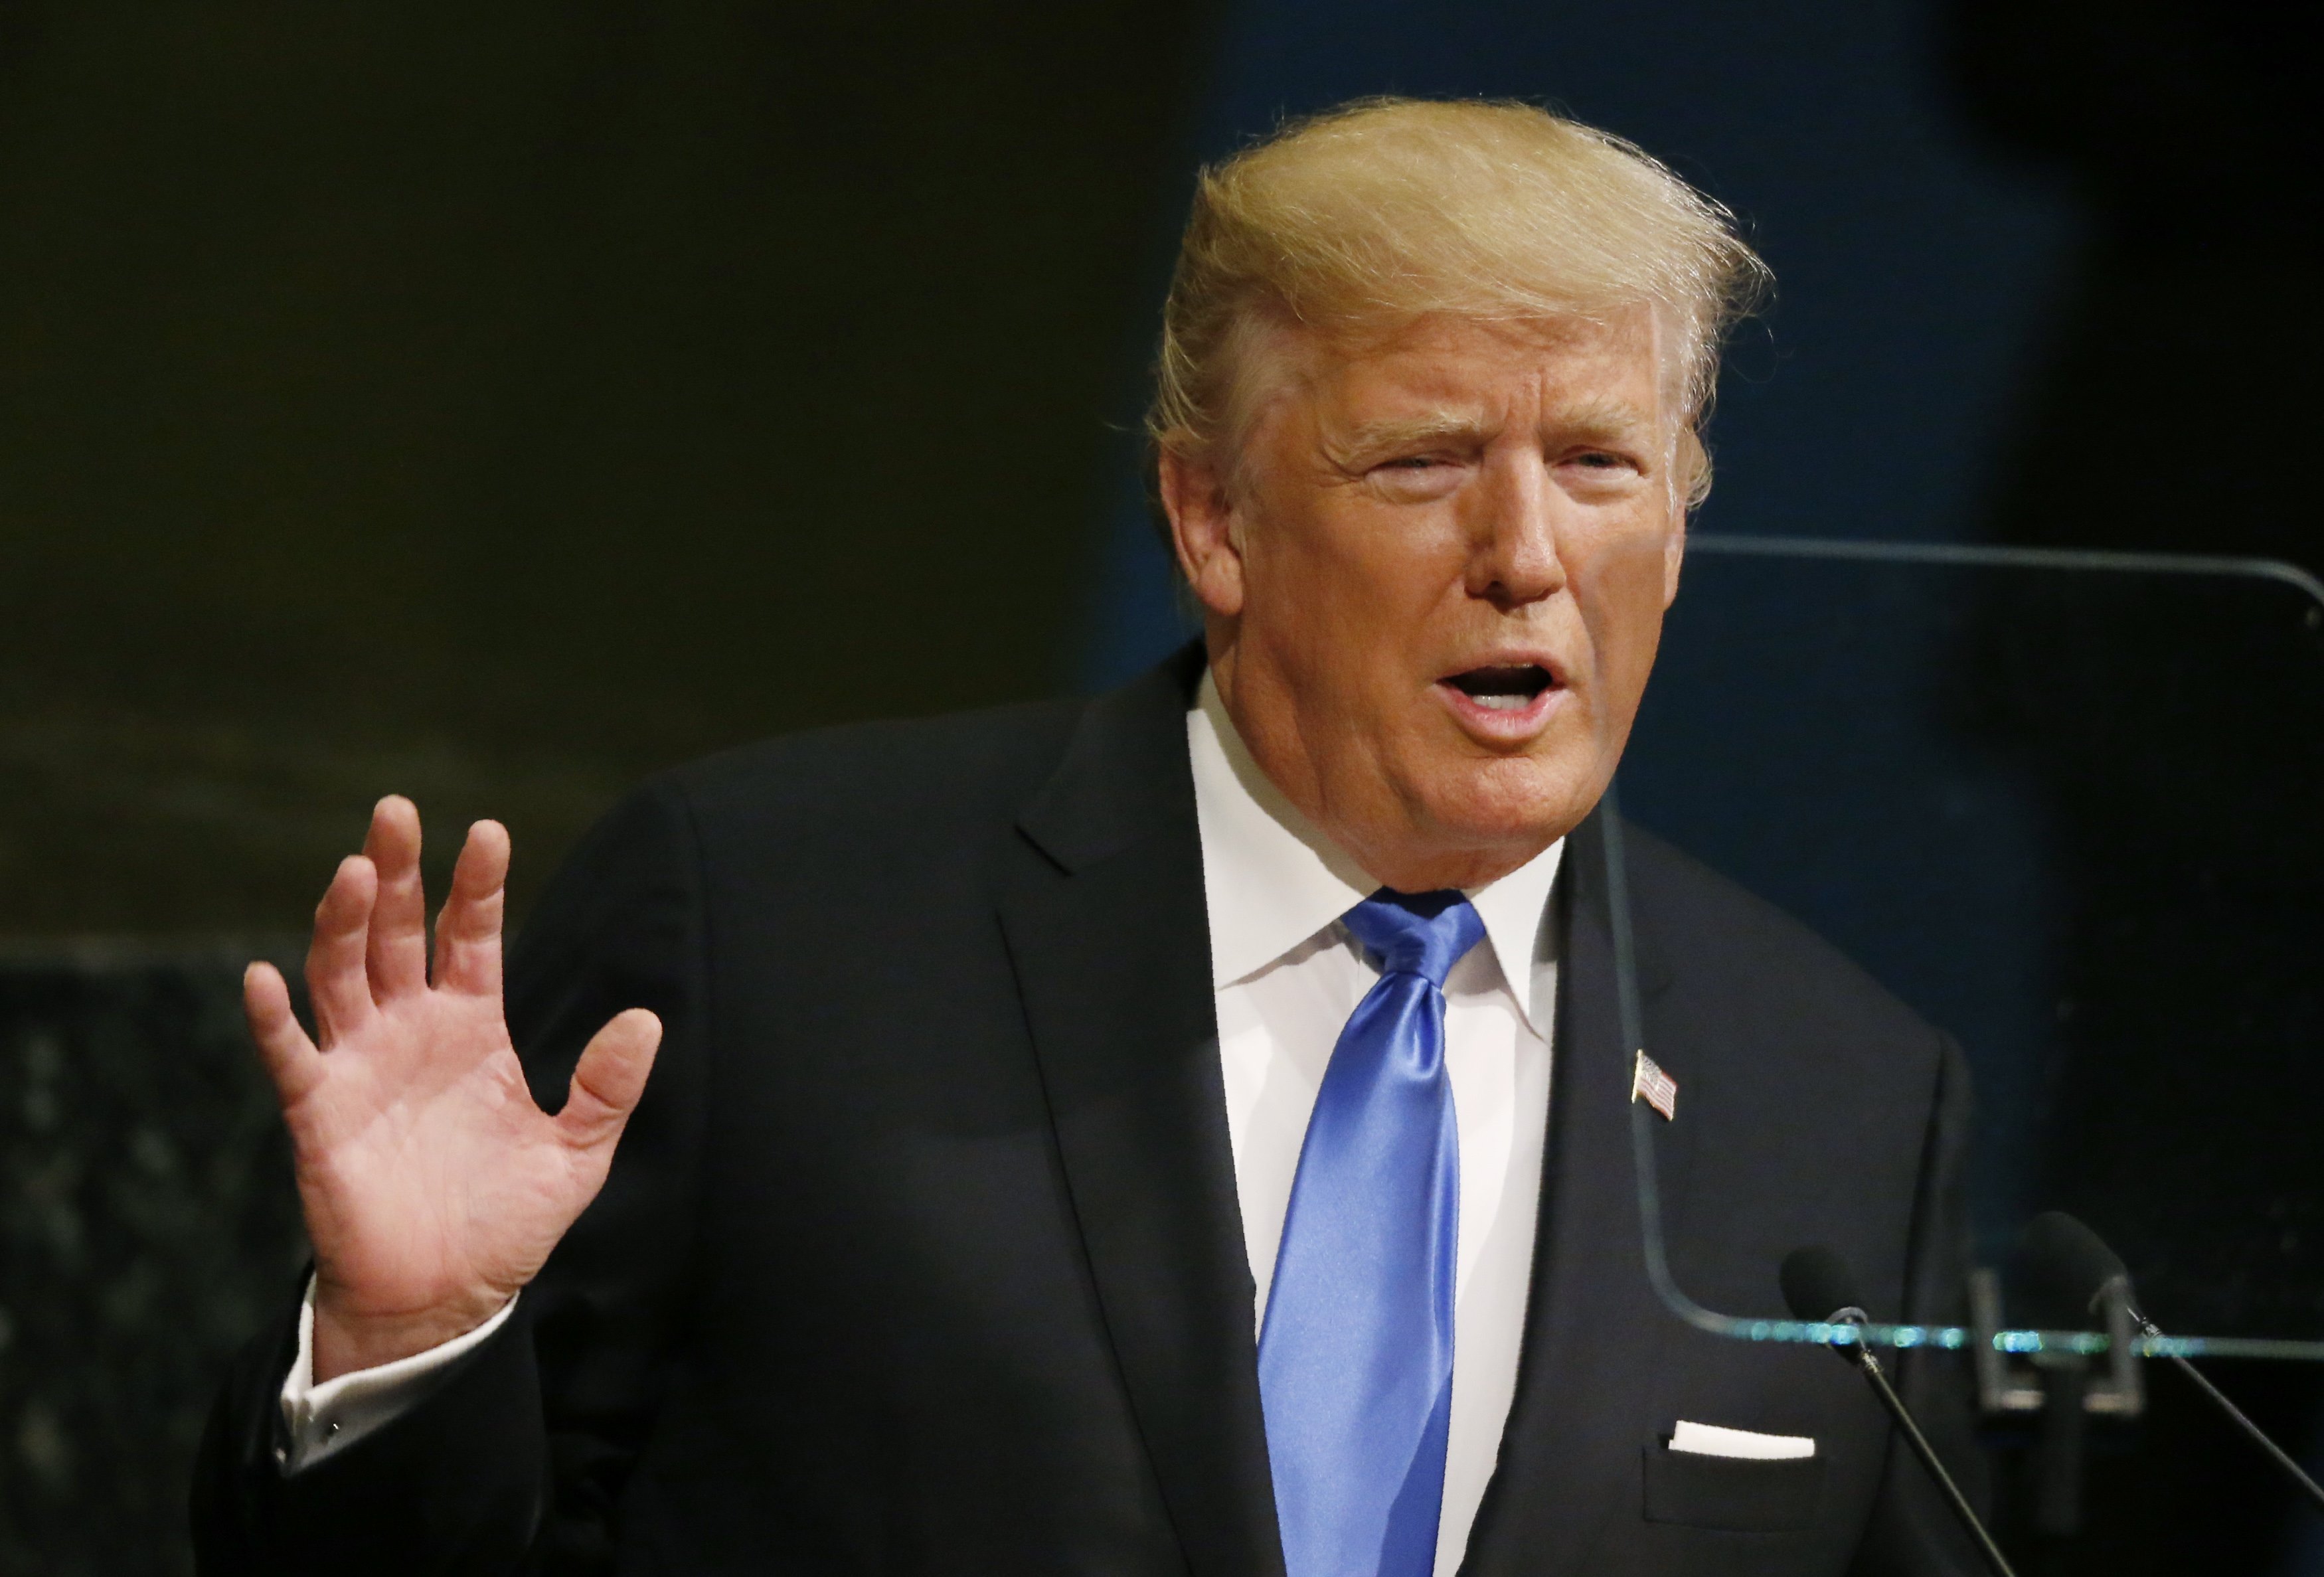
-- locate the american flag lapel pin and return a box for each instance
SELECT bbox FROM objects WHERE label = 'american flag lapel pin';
[1631,1050,1677,1120]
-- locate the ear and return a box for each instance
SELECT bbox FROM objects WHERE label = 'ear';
[1661,515,1687,610]
[1159,448,1247,619]
[1661,427,1701,610]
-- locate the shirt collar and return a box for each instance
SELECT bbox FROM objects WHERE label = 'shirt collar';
[1187,671,1564,1033]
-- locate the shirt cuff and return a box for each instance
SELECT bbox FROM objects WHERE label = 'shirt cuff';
[275,1276,520,1474]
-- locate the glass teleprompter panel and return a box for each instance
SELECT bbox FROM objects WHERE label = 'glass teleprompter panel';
[1609,537,2324,1363]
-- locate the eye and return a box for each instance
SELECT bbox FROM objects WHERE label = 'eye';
[1363,451,1467,501]
[1558,447,1647,485]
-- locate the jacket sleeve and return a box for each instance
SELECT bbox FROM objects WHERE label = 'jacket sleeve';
[1848,1032,1997,1577]
[191,780,712,1576]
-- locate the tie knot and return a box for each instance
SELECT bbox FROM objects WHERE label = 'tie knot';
[1341,890,1485,989]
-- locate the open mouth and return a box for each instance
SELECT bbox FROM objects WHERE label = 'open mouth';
[1444,664,1556,712]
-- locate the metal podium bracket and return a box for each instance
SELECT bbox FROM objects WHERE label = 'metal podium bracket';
[1969,1267,2145,1420]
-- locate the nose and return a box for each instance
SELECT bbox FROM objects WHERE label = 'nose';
[1463,452,1567,609]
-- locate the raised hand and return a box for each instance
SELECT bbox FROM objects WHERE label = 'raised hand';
[244,796,662,1382]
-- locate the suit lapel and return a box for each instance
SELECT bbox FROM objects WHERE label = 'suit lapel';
[1462,807,1691,1574]
[995,646,1287,1577]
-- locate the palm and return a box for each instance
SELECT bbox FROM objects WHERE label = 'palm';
[246,798,660,1377]
[290,993,556,1316]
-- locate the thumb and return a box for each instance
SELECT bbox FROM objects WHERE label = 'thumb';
[555,1007,663,1155]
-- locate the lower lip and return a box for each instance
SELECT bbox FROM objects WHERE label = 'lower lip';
[1433,680,1565,740]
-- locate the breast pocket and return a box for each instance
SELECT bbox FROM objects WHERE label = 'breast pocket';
[1641,1442,1827,1533]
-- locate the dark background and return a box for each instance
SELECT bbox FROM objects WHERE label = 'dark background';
[0,1,1212,935]
[1,1,2317,1571]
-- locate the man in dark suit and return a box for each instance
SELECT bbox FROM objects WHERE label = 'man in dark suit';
[194,98,1985,1574]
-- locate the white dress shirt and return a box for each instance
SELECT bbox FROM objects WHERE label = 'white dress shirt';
[286,674,1564,1577]
[276,1278,516,1470]
[1191,674,1562,1577]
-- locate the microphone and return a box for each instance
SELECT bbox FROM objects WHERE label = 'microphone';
[2019,1211,2324,1515]
[1782,1246,2019,1577]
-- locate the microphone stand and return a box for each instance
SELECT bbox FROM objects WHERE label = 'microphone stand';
[2006,1215,2324,1519]
[2132,1309,2324,1515]
[1833,1323,2021,1577]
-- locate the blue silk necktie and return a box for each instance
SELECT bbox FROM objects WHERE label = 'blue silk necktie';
[1258,889,1484,1577]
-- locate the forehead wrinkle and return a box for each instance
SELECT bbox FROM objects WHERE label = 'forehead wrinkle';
[1324,392,1661,473]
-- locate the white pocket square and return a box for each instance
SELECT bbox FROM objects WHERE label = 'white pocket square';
[1669,1420,1817,1460]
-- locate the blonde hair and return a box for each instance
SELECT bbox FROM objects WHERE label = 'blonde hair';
[1146,97,1770,507]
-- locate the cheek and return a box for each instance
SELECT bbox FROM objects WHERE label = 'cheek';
[1251,506,1452,649]
[1578,544,1675,707]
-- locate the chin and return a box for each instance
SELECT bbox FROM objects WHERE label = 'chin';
[1418,756,1599,851]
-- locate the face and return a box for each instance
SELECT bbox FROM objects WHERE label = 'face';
[1162,309,1688,892]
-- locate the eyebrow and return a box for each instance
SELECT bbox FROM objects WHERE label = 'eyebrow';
[1324,397,1660,469]
[1556,398,1657,445]
[1323,410,1493,469]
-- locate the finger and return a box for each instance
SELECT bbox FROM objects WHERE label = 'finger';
[432,819,510,999]
[555,1009,663,1155]
[304,855,380,1048]
[244,960,325,1108]
[363,795,429,999]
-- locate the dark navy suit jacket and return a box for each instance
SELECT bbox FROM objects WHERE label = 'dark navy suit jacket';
[193,645,1986,1574]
